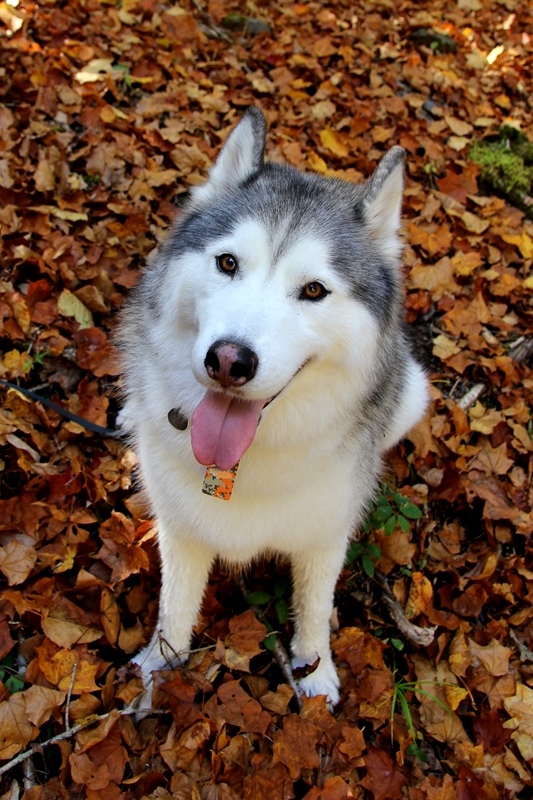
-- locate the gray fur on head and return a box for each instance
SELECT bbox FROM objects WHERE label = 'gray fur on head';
[192,108,266,207]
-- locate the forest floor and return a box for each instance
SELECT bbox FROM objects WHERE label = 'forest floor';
[0,0,532,798]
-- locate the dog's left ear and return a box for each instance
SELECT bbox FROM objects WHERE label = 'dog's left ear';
[192,108,266,206]
[360,146,405,260]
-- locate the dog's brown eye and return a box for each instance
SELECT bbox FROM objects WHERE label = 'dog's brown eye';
[300,281,328,301]
[216,253,238,275]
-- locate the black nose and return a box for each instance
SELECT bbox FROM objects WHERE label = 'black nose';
[204,340,258,388]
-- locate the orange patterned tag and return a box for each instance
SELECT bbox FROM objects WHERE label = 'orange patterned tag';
[202,464,239,501]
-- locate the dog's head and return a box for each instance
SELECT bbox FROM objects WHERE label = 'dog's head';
[153,109,407,468]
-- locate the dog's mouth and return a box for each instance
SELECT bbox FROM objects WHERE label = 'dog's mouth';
[170,362,308,471]
[190,391,271,470]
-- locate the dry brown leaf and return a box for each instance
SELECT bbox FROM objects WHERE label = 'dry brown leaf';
[469,638,512,677]
[0,539,38,586]
[0,693,38,759]
[23,684,66,727]
[503,683,533,761]
[272,714,320,780]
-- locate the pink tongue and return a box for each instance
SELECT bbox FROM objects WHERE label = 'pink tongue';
[190,390,267,470]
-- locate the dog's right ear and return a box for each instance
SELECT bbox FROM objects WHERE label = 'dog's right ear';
[191,108,266,206]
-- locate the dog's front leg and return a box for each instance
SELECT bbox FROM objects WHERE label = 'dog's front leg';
[133,533,214,710]
[290,547,346,706]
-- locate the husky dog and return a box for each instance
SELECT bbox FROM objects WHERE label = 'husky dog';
[119,107,428,707]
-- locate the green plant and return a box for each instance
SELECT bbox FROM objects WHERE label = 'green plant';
[246,578,290,651]
[0,653,24,695]
[22,346,50,373]
[364,487,422,536]
[345,540,381,577]
[470,125,533,218]
[391,673,453,761]
[345,487,422,576]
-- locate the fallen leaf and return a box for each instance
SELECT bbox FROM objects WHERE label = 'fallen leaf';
[0,539,37,586]
[23,684,66,726]
[0,693,38,759]
[361,745,406,800]
[42,605,102,648]
[272,714,320,780]
[468,638,512,677]
[58,289,94,330]
[503,683,533,760]
[319,127,348,157]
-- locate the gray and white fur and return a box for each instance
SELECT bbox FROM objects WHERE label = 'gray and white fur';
[119,107,428,708]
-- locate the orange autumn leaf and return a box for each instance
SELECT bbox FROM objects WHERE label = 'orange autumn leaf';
[361,745,407,800]
[225,609,266,664]
[42,603,102,648]
[410,256,458,300]
[0,538,37,586]
[404,571,433,619]
[36,640,100,692]
[0,693,39,759]
[272,714,321,779]
[468,638,512,677]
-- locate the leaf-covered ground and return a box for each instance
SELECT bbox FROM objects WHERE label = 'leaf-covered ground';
[1,0,532,797]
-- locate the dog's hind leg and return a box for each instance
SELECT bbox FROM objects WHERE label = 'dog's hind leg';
[133,532,214,710]
[290,546,347,706]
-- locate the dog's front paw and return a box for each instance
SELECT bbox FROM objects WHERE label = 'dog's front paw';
[293,656,340,707]
[130,633,184,715]
[128,682,154,720]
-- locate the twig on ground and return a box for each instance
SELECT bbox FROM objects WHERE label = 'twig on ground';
[236,574,303,707]
[508,336,533,364]
[0,706,159,779]
[456,382,485,410]
[377,575,436,647]
[65,657,78,734]
[23,757,36,791]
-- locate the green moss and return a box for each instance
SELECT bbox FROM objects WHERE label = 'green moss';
[469,126,533,218]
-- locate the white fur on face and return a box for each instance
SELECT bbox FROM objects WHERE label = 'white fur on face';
[177,219,380,401]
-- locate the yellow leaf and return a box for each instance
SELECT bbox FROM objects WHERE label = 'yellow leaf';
[312,100,336,120]
[432,334,461,360]
[58,289,94,330]
[469,402,504,434]
[448,136,470,151]
[500,230,533,259]
[74,58,114,84]
[2,349,32,379]
[444,115,474,136]
[307,151,328,174]
[319,126,348,158]
[405,571,433,619]
[444,683,468,711]
[50,208,88,221]
[503,683,533,761]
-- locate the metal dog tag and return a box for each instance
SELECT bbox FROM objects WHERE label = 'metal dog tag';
[202,464,239,501]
